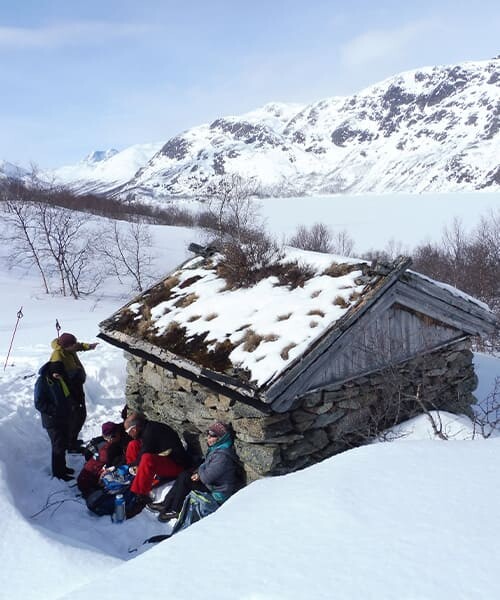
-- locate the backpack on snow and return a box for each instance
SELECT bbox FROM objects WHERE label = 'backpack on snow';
[131,491,223,548]
[171,490,221,535]
[86,488,136,517]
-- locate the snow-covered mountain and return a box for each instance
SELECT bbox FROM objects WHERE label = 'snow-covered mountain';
[51,57,499,199]
[50,142,163,194]
[0,159,29,181]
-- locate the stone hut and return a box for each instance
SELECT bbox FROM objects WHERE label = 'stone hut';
[98,246,497,481]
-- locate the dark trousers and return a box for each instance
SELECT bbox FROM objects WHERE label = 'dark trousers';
[68,383,86,448]
[162,470,208,513]
[68,400,86,447]
[45,425,69,477]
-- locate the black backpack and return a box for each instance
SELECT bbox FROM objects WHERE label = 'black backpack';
[34,362,71,419]
[86,489,117,516]
[34,373,51,414]
[86,488,135,517]
[82,435,105,461]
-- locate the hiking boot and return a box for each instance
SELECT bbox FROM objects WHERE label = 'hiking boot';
[65,467,75,475]
[146,501,168,513]
[55,473,74,482]
[158,510,178,523]
[125,494,151,519]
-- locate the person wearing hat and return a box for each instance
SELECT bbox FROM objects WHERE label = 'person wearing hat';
[49,332,98,452]
[151,421,241,523]
[76,421,124,496]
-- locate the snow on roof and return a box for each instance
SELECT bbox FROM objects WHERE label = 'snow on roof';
[105,247,369,388]
[408,270,492,312]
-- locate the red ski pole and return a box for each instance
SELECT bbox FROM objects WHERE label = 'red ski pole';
[4,307,24,371]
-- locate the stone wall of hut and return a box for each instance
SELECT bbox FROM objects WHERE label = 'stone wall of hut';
[124,338,477,481]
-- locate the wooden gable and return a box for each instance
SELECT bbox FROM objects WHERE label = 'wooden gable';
[265,270,497,412]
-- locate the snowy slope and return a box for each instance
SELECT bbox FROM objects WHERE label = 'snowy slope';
[61,436,500,600]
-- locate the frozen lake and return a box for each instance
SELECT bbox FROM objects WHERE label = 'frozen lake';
[258,192,499,254]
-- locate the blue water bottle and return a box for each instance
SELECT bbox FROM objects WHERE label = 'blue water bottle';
[113,494,126,523]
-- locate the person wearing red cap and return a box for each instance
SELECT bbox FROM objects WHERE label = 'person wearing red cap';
[49,332,98,452]
[77,422,124,496]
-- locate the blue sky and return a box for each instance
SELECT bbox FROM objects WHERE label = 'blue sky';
[1,0,498,168]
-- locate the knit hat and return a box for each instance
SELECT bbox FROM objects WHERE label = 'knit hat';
[59,332,77,348]
[102,422,119,437]
[207,422,229,438]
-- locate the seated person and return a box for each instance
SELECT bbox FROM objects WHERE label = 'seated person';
[124,414,191,514]
[150,421,241,522]
[83,405,130,461]
[77,422,124,497]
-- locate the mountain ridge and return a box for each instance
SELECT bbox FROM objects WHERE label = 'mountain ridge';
[43,57,500,199]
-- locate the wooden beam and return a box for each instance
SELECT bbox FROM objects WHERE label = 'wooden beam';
[97,330,272,414]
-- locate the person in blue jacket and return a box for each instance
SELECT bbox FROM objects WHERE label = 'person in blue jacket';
[149,421,241,522]
[34,362,73,481]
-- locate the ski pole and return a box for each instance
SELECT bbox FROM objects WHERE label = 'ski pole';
[56,319,61,339]
[4,307,24,371]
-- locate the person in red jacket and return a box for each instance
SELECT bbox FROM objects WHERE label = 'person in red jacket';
[124,414,191,515]
[77,422,124,497]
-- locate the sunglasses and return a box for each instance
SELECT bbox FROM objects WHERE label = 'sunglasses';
[126,425,136,434]
[207,431,219,438]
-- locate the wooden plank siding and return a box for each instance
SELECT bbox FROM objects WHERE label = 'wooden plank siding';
[269,300,466,412]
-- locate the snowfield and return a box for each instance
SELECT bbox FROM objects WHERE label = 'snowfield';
[0,214,499,599]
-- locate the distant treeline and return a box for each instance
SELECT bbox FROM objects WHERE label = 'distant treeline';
[0,176,220,229]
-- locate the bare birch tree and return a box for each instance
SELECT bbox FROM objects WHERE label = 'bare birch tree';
[201,174,283,286]
[0,184,51,293]
[203,174,263,244]
[98,221,155,292]
[35,203,101,298]
[288,222,355,255]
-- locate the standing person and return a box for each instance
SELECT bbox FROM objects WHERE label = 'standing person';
[34,362,73,481]
[49,332,98,452]
[151,421,240,523]
[124,414,191,516]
